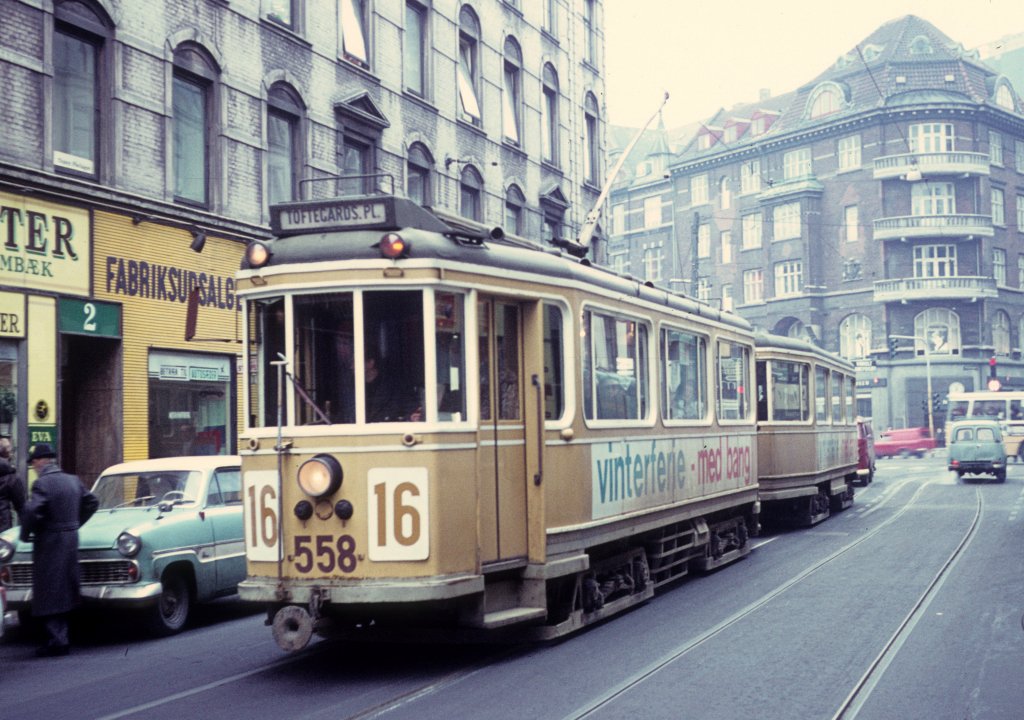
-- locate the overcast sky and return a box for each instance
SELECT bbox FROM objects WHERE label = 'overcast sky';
[604,0,1024,129]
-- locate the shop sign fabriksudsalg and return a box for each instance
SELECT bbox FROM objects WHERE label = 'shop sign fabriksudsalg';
[0,191,91,296]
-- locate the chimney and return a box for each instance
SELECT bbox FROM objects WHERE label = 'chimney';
[759,88,771,101]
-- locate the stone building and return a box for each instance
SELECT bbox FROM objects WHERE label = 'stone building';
[0,0,607,484]
[608,15,1024,434]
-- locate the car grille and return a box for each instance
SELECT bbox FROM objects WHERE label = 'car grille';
[3,560,136,586]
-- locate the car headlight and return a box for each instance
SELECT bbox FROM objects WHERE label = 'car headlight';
[117,532,141,558]
[297,454,343,499]
[0,538,13,563]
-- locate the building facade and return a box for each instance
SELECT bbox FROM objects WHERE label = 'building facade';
[609,15,1024,437]
[1,0,607,485]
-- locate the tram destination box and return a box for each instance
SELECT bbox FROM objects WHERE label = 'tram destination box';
[270,196,450,238]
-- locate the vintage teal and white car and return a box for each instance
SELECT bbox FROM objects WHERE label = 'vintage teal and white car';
[947,420,1007,482]
[0,456,244,634]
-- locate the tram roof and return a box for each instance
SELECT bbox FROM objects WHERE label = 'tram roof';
[753,330,854,370]
[245,194,752,333]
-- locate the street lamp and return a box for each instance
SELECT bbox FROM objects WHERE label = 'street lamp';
[890,333,934,441]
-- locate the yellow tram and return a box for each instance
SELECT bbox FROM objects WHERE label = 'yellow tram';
[754,332,858,526]
[235,192,761,651]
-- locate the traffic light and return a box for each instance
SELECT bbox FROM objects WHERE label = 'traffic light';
[990,356,998,379]
[888,337,899,359]
[932,392,943,413]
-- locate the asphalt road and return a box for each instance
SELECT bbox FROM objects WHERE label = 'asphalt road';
[3,455,1023,720]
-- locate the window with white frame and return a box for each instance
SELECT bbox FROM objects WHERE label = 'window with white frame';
[839,314,872,360]
[990,130,1003,165]
[908,123,954,153]
[912,182,955,215]
[993,187,1005,225]
[996,84,1015,111]
[644,246,662,281]
[995,248,1007,285]
[751,116,765,136]
[698,223,710,258]
[404,2,427,96]
[1019,255,1024,287]
[690,174,708,205]
[774,260,803,297]
[340,0,369,68]
[720,177,732,209]
[742,213,762,248]
[838,135,861,171]
[1018,195,1024,230]
[1017,140,1024,173]
[740,160,761,194]
[721,230,733,264]
[457,8,482,124]
[783,148,812,180]
[773,202,801,240]
[913,244,956,278]
[721,284,733,311]
[844,205,859,242]
[541,63,559,165]
[915,307,960,355]
[809,85,841,118]
[611,252,627,274]
[612,203,625,235]
[743,268,764,303]
[697,278,710,302]
[993,310,1011,355]
[502,37,523,145]
[643,196,661,228]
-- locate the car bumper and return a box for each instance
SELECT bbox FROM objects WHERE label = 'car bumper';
[4,581,163,609]
[949,462,1004,472]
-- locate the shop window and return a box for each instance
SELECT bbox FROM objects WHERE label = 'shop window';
[148,351,234,458]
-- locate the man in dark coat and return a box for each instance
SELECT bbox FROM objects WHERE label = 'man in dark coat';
[20,443,99,657]
[0,437,24,532]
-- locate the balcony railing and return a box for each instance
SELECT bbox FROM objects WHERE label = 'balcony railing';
[756,175,823,202]
[873,152,990,180]
[873,214,994,240]
[873,276,998,303]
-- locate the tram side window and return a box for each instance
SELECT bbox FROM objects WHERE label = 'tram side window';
[947,400,967,422]
[972,399,1005,419]
[815,366,829,423]
[543,304,565,420]
[716,340,750,421]
[435,292,467,422]
[294,293,356,425]
[582,310,648,420]
[249,297,285,428]
[661,327,706,421]
[846,376,856,423]
[831,372,844,423]
[363,291,425,422]
[770,359,809,422]
[1011,400,1024,420]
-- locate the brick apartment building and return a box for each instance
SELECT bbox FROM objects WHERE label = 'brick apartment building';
[0,0,607,484]
[608,15,1024,435]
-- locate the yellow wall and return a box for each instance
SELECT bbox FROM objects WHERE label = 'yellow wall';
[92,212,247,460]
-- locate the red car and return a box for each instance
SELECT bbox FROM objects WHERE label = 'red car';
[874,427,937,458]
[856,418,876,484]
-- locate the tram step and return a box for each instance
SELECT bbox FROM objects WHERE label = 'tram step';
[480,606,547,629]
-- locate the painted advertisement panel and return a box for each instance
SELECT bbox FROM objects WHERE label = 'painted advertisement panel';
[591,434,756,520]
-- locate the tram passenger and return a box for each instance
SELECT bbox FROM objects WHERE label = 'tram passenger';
[365,348,422,422]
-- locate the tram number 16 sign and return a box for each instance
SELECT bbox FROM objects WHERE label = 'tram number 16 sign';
[244,470,280,562]
[367,467,429,562]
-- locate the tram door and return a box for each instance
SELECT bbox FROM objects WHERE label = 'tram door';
[477,298,528,563]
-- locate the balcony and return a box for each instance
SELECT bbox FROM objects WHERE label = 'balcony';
[757,175,824,202]
[873,214,994,240]
[873,152,990,180]
[873,276,997,303]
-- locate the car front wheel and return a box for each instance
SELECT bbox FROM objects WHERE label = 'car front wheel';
[148,571,192,635]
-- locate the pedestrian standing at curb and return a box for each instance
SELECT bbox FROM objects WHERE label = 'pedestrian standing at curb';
[0,436,23,532]
[20,443,99,657]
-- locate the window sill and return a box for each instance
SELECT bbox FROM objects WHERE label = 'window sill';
[581,59,600,74]
[541,161,563,176]
[259,18,312,49]
[502,1,524,17]
[501,142,528,161]
[456,119,487,139]
[402,91,437,113]
[541,29,560,45]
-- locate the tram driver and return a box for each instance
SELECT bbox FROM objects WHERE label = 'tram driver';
[365,347,422,422]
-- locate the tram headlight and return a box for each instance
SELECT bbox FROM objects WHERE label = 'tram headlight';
[297,454,343,499]
[117,532,141,558]
[379,232,409,259]
[246,241,272,268]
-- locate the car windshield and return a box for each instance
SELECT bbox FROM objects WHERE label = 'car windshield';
[93,470,203,509]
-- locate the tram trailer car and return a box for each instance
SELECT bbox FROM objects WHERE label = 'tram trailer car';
[754,332,858,526]
[235,193,761,651]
